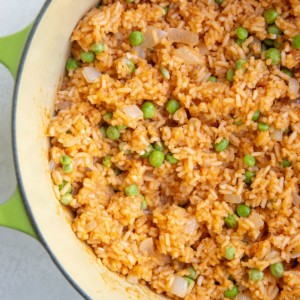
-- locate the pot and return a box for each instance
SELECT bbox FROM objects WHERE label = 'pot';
[0,1,161,299]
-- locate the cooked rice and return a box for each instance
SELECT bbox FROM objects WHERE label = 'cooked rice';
[48,0,300,299]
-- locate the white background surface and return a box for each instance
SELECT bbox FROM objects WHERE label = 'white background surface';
[0,1,82,299]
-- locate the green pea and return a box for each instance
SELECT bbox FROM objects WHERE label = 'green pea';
[58,181,67,191]
[225,246,236,260]
[223,285,239,299]
[106,126,120,140]
[281,159,291,168]
[58,181,72,194]
[116,124,127,131]
[233,119,243,126]
[257,122,270,131]
[274,41,282,49]
[141,144,154,158]
[60,155,72,166]
[236,27,248,40]
[261,43,267,52]
[160,67,170,80]
[187,266,197,280]
[226,69,235,83]
[166,99,180,114]
[267,25,282,37]
[153,141,165,152]
[208,76,218,82]
[265,48,281,65]
[281,67,292,77]
[63,164,73,174]
[80,51,95,63]
[103,112,113,123]
[119,142,130,154]
[292,35,300,49]
[243,154,256,167]
[102,156,111,168]
[235,59,247,70]
[90,42,105,53]
[250,269,264,281]
[214,0,224,4]
[270,262,284,278]
[149,150,165,167]
[284,126,291,134]
[236,38,246,46]
[225,214,238,229]
[237,204,251,217]
[166,153,179,164]
[129,31,145,46]
[141,101,156,119]
[252,110,260,121]
[127,0,134,2]
[125,59,135,74]
[244,171,255,184]
[60,193,72,205]
[100,126,107,137]
[114,168,122,175]
[66,58,79,71]
[125,184,138,196]
[264,9,278,25]
[264,39,274,47]
[214,139,229,152]
[184,276,194,286]
[140,197,147,210]
[163,6,169,15]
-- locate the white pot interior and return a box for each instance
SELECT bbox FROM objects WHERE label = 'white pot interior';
[15,0,162,299]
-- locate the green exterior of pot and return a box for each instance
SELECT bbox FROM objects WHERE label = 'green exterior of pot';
[0,24,37,238]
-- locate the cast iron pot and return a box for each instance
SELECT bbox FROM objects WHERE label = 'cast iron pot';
[0,1,160,299]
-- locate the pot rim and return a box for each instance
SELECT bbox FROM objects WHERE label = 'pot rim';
[12,1,89,298]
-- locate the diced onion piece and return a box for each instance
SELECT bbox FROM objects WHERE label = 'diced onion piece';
[56,101,72,110]
[236,294,251,300]
[82,67,101,83]
[265,249,280,260]
[270,129,283,141]
[184,217,198,235]
[49,160,57,171]
[198,42,209,55]
[155,27,168,40]
[139,238,154,255]
[141,26,167,49]
[115,32,124,40]
[170,276,188,298]
[224,194,243,204]
[133,46,146,59]
[122,105,143,119]
[289,77,299,99]
[127,274,139,284]
[292,192,300,206]
[173,48,202,65]
[197,275,204,286]
[249,212,264,228]
[163,255,171,264]
[167,28,199,46]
